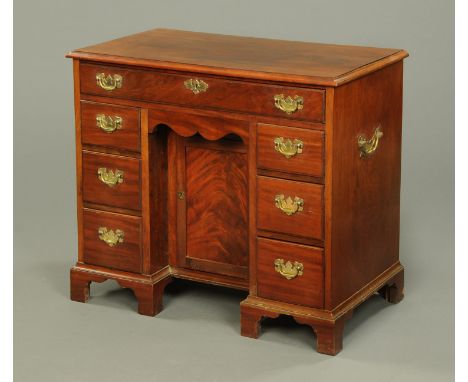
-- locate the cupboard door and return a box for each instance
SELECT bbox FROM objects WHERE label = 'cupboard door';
[169,133,249,279]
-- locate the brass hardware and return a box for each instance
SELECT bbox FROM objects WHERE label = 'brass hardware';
[274,94,304,115]
[97,168,124,187]
[274,259,304,280]
[96,73,123,91]
[274,137,304,159]
[357,126,383,158]
[98,227,125,247]
[177,191,185,200]
[274,194,304,216]
[96,114,122,133]
[184,79,208,94]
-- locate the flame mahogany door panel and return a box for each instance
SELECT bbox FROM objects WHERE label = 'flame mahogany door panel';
[169,132,249,279]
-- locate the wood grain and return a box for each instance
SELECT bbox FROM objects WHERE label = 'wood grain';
[70,265,172,316]
[148,109,249,143]
[72,59,84,263]
[184,141,248,278]
[324,87,335,310]
[67,29,407,355]
[257,176,323,240]
[171,266,249,290]
[84,93,325,131]
[256,238,324,308]
[148,126,170,274]
[329,62,403,307]
[81,101,140,152]
[257,124,324,177]
[68,28,407,86]
[248,122,258,295]
[80,63,325,122]
[82,151,141,211]
[82,208,142,273]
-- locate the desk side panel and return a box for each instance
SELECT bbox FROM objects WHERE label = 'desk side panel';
[330,61,404,308]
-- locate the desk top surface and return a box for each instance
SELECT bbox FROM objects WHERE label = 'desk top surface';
[68,28,408,86]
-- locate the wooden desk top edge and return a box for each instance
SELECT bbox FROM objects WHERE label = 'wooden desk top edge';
[67,28,408,87]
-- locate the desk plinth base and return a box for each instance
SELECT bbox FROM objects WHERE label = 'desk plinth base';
[240,265,404,355]
[70,265,172,316]
[70,263,403,355]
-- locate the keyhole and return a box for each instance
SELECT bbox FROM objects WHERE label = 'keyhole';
[177,191,185,200]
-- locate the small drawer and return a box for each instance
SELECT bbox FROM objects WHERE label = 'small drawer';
[80,63,325,122]
[257,124,324,177]
[257,176,323,240]
[257,237,324,308]
[83,209,142,273]
[82,151,141,210]
[81,102,140,152]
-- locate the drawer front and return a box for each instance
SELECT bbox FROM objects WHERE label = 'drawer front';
[81,102,140,152]
[257,176,323,240]
[80,63,325,122]
[257,237,323,308]
[257,124,324,177]
[83,209,142,273]
[82,151,141,210]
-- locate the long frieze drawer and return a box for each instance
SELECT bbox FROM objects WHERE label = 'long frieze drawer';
[257,176,323,240]
[257,124,324,177]
[81,101,140,152]
[82,151,141,210]
[83,209,142,273]
[80,63,325,122]
[257,237,324,308]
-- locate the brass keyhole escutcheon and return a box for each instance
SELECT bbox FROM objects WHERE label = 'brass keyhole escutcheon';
[184,79,208,94]
[177,191,185,200]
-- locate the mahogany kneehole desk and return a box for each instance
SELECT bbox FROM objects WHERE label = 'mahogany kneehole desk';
[67,29,408,355]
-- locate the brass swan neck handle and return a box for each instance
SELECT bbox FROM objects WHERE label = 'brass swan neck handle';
[357,126,383,158]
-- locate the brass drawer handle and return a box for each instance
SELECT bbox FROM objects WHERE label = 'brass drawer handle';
[98,227,125,247]
[274,94,304,115]
[96,73,123,91]
[184,79,208,94]
[274,259,304,280]
[357,126,383,158]
[274,137,303,159]
[274,194,304,216]
[97,167,124,187]
[96,114,122,133]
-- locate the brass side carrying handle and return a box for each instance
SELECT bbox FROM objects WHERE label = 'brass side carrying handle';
[184,79,208,94]
[274,137,303,159]
[357,126,383,158]
[274,94,304,115]
[96,73,123,91]
[97,168,124,187]
[274,194,304,216]
[96,114,122,133]
[274,259,304,280]
[98,227,124,247]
